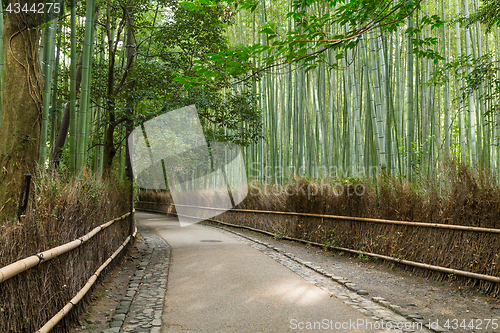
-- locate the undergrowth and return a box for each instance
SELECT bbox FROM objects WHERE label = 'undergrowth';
[0,171,130,332]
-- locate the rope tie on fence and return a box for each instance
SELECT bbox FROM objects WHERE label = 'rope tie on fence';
[0,211,134,285]
[36,226,137,333]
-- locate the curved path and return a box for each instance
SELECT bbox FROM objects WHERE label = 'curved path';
[135,211,419,333]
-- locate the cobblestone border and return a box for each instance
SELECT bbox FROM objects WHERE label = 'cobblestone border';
[207,223,448,333]
[102,225,171,333]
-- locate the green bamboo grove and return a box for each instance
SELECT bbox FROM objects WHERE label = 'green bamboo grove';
[226,0,500,184]
[29,0,133,177]
[17,0,257,180]
[33,0,100,175]
[0,0,498,186]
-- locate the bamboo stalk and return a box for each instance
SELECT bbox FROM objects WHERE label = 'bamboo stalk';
[462,0,477,164]
[49,30,61,159]
[69,0,77,175]
[76,0,95,171]
[39,16,59,167]
[406,15,414,180]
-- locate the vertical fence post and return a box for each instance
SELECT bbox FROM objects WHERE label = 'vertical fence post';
[17,173,31,221]
[125,131,135,237]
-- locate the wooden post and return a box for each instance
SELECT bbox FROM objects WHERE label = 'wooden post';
[17,173,31,221]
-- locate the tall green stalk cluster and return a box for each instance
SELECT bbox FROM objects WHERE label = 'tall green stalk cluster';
[33,0,110,176]
[39,8,60,167]
[35,0,97,174]
[33,0,139,178]
[228,0,500,184]
[75,0,95,172]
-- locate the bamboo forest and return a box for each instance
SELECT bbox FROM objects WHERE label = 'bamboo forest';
[1,0,499,192]
[222,0,500,184]
[5,1,500,332]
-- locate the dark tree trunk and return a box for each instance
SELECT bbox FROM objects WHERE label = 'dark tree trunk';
[124,20,136,236]
[0,5,44,221]
[101,4,136,180]
[50,56,82,168]
[102,119,116,179]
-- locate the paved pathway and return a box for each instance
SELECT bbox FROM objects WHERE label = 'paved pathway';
[104,212,433,332]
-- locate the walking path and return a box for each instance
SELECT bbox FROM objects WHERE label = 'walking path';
[103,223,171,333]
[103,212,434,332]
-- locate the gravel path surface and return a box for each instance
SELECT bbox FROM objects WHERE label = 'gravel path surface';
[101,224,171,333]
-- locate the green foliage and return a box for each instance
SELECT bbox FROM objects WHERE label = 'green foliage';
[407,23,445,63]
[177,0,439,81]
[468,0,500,31]
[98,0,261,146]
[432,53,500,120]
[323,229,337,249]
[51,0,263,174]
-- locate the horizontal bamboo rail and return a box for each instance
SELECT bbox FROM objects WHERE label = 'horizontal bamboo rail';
[136,201,500,234]
[36,226,138,333]
[136,205,500,285]
[0,210,133,284]
[209,219,500,283]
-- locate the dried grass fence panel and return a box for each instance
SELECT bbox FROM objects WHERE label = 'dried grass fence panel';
[36,225,137,333]
[0,212,132,284]
[215,209,500,296]
[0,211,131,333]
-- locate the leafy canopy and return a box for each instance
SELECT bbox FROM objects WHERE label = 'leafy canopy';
[175,0,444,87]
[87,0,262,148]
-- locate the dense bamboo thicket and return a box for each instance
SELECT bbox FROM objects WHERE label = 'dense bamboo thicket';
[226,0,500,184]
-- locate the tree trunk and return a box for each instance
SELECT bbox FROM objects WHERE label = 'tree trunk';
[0,8,43,221]
[0,1,4,130]
[124,21,135,235]
[102,120,116,178]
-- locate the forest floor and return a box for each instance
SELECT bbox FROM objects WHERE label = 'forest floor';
[69,220,500,333]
